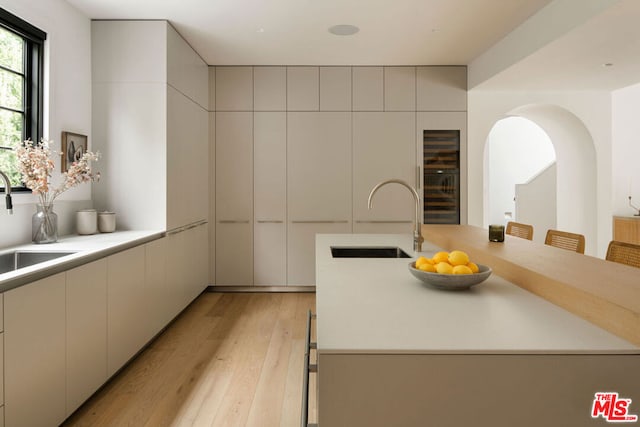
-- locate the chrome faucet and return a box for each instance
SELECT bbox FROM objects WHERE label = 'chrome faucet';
[0,170,13,214]
[368,179,423,252]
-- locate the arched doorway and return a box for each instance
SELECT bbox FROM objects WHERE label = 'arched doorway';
[487,117,556,243]
[483,104,597,254]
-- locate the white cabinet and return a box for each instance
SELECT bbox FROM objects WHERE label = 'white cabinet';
[384,67,416,111]
[320,67,352,111]
[254,67,286,111]
[167,84,209,229]
[216,112,253,285]
[353,112,416,234]
[254,112,287,285]
[4,273,66,427]
[287,67,319,111]
[65,259,108,416]
[107,246,147,376]
[92,20,209,232]
[352,67,383,111]
[145,237,170,335]
[287,112,352,220]
[287,112,352,285]
[216,66,253,111]
[417,66,467,111]
[184,222,210,301]
[209,110,216,283]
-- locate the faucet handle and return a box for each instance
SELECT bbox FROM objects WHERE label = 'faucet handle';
[6,194,13,215]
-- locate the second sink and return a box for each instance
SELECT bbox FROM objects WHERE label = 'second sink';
[0,251,77,274]
[331,246,411,258]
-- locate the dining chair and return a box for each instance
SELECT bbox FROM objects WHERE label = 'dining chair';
[606,240,640,268]
[544,229,586,254]
[506,221,534,240]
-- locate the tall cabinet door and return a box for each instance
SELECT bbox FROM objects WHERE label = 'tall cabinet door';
[353,112,416,234]
[216,112,253,285]
[287,112,352,285]
[254,112,287,285]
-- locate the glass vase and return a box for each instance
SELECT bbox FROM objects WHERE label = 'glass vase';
[32,204,58,244]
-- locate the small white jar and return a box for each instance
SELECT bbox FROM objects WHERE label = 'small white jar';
[98,211,116,233]
[77,209,98,235]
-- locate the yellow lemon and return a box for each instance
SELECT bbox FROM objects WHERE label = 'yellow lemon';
[435,262,453,274]
[452,265,473,275]
[432,251,449,264]
[467,262,479,273]
[448,250,470,266]
[418,263,437,273]
[415,256,432,268]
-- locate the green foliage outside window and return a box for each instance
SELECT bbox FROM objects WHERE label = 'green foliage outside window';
[0,25,26,187]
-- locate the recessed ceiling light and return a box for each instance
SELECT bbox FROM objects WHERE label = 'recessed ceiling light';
[603,63,614,67]
[328,24,359,36]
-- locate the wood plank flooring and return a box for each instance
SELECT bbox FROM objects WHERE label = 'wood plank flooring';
[63,292,316,427]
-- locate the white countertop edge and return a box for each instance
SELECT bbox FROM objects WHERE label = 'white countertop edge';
[0,230,164,292]
[316,349,640,356]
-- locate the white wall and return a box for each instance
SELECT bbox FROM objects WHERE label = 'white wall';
[468,90,612,257]
[516,163,557,244]
[487,117,556,226]
[0,0,93,247]
[612,82,640,217]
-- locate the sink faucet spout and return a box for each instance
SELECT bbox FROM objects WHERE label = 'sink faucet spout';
[368,179,423,252]
[0,170,13,215]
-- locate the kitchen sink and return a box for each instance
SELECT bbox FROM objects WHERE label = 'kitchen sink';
[0,251,77,274]
[330,246,411,258]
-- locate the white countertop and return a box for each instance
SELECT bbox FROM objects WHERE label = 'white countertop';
[0,230,163,292]
[315,234,640,354]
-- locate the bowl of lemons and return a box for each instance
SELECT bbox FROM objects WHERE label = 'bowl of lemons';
[408,250,492,290]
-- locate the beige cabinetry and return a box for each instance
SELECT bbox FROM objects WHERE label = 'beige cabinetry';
[287,112,352,284]
[353,112,416,234]
[613,216,640,245]
[287,67,320,111]
[65,259,108,416]
[417,66,467,111]
[215,112,253,285]
[254,112,287,285]
[107,246,147,376]
[145,237,170,334]
[4,273,66,427]
[254,66,286,111]
[320,67,352,111]
[384,67,416,111]
[92,20,209,232]
[352,67,383,111]
[216,66,253,111]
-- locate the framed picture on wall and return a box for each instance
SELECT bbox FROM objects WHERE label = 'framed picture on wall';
[61,131,88,172]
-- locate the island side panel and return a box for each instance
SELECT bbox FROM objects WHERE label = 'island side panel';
[317,353,640,427]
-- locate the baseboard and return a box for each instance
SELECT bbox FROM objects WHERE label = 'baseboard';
[207,285,316,293]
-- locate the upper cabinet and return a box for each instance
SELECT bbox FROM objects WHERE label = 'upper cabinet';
[287,67,320,111]
[384,67,416,111]
[92,21,209,231]
[254,67,286,111]
[417,66,467,111]
[320,67,352,111]
[353,67,383,111]
[216,67,253,111]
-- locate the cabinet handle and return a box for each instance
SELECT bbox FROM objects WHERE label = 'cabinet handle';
[257,220,284,223]
[218,220,250,224]
[301,310,317,427]
[291,220,348,224]
[355,220,412,224]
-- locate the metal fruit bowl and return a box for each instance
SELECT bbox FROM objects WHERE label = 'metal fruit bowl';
[408,262,492,290]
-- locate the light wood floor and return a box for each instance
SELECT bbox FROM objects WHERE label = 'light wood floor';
[63,292,317,427]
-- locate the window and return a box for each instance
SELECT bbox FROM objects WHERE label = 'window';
[0,7,46,190]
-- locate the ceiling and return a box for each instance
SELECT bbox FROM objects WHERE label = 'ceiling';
[65,0,552,66]
[65,0,640,91]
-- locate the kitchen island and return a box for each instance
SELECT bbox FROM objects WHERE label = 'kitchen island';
[315,232,640,427]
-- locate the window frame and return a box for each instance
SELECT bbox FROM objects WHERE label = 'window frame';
[0,7,46,191]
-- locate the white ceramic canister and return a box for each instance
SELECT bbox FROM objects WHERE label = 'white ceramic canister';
[77,209,98,235]
[98,211,116,233]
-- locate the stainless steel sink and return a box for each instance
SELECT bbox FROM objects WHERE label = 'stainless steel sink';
[330,246,411,258]
[0,251,77,274]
